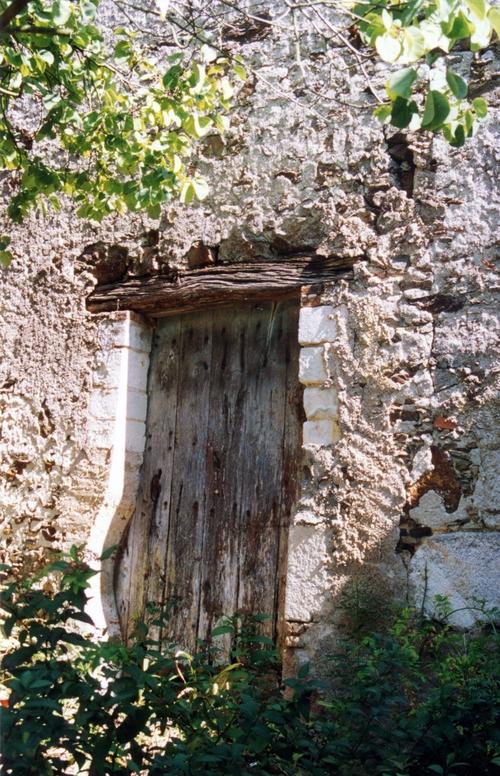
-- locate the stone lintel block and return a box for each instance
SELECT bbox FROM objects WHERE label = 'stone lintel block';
[303,420,339,448]
[299,305,336,345]
[299,346,328,385]
[303,386,338,420]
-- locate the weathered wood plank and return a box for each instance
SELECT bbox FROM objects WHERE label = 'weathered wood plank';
[162,314,214,649]
[87,256,355,317]
[115,318,181,641]
[141,318,181,643]
[235,302,290,639]
[276,302,303,650]
[196,307,250,649]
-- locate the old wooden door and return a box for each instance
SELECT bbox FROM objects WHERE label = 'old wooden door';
[115,299,302,650]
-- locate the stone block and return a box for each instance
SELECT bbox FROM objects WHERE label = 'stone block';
[285,525,330,622]
[125,420,146,454]
[409,491,471,530]
[298,306,336,345]
[409,532,500,628]
[303,420,338,448]
[126,389,148,423]
[303,387,338,420]
[128,321,153,354]
[126,350,149,392]
[299,346,328,385]
[87,417,115,450]
[471,449,500,529]
[92,349,126,391]
[89,390,119,421]
[97,318,130,350]
[97,314,151,352]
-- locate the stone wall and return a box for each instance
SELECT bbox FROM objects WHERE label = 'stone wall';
[1,1,499,664]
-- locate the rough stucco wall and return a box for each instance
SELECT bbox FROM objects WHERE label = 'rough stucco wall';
[1,2,499,663]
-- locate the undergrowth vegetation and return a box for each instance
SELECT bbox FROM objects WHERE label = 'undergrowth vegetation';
[0,548,499,775]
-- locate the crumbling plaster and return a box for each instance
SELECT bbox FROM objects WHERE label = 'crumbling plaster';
[1,1,499,664]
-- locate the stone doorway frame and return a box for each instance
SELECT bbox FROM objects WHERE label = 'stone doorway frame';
[85,267,345,667]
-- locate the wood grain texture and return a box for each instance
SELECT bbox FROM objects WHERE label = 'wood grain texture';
[115,300,302,651]
[87,256,355,317]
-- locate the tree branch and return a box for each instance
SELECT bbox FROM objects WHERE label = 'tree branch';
[0,0,31,32]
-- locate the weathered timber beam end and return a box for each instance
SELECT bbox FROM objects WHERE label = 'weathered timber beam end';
[86,254,357,317]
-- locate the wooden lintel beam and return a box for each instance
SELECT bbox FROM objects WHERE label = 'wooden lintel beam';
[86,255,357,317]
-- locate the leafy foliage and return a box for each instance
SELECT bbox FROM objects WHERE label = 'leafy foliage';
[0,0,497,266]
[0,0,244,263]
[1,547,499,775]
[354,0,498,143]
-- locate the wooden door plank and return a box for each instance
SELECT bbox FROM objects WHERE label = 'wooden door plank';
[276,302,303,649]
[235,302,291,638]
[195,307,245,645]
[141,318,181,642]
[115,318,181,640]
[161,313,213,650]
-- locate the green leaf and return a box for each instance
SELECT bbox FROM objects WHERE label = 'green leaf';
[472,97,488,117]
[52,0,72,26]
[390,96,418,128]
[100,544,118,561]
[147,203,161,219]
[0,250,13,268]
[211,624,235,637]
[446,70,468,99]
[374,104,392,123]
[183,115,212,138]
[179,179,195,204]
[464,109,475,134]
[466,0,487,20]
[449,123,466,147]
[233,63,247,81]
[421,91,450,129]
[375,33,402,62]
[447,12,473,39]
[489,7,500,36]
[401,27,427,62]
[386,68,418,99]
[191,177,209,201]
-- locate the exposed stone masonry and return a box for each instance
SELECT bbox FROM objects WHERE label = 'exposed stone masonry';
[0,1,498,666]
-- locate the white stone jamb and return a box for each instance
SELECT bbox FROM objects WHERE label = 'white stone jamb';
[298,306,340,448]
[86,312,152,636]
[284,302,341,643]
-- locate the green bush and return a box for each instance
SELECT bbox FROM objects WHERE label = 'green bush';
[1,548,499,775]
